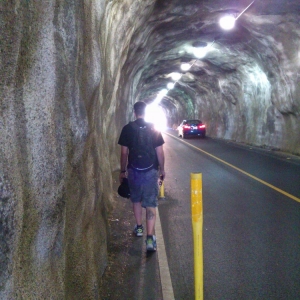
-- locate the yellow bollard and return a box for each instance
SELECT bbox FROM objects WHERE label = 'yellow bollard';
[191,173,203,300]
[159,180,165,199]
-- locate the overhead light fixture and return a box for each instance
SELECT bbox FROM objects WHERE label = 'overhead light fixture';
[219,1,255,30]
[193,47,208,58]
[181,63,191,71]
[167,82,175,90]
[193,40,216,58]
[171,72,181,81]
[158,89,168,96]
[219,15,236,30]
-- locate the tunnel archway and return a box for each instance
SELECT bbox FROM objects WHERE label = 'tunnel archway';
[119,0,300,154]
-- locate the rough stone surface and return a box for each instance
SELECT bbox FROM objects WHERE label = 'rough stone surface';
[0,0,300,299]
[0,0,155,298]
[124,0,300,155]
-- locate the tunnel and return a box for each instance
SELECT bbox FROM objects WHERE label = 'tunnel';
[0,0,300,298]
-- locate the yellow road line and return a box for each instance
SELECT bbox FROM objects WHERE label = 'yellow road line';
[165,133,300,203]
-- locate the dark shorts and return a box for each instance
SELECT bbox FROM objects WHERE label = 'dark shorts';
[127,168,159,208]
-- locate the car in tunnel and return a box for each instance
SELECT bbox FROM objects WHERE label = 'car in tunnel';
[177,119,206,138]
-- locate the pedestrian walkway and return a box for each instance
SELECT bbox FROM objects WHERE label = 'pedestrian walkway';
[100,172,163,300]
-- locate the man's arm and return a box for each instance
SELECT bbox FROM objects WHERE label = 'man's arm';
[119,146,129,183]
[155,145,165,179]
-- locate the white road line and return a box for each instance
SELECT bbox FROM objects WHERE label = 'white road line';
[156,207,175,300]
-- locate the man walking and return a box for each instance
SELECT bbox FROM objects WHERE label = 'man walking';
[118,101,165,252]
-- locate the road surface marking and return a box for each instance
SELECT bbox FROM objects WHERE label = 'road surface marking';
[156,207,175,300]
[166,133,300,203]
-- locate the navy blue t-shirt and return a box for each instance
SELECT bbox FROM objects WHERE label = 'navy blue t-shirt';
[118,118,164,170]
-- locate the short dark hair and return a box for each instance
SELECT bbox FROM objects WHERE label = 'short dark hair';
[133,101,146,116]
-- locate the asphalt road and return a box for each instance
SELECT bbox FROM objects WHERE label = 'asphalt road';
[159,130,300,300]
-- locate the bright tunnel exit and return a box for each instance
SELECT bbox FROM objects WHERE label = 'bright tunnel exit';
[145,104,167,132]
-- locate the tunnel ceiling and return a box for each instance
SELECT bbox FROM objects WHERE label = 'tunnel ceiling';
[121,0,300,150]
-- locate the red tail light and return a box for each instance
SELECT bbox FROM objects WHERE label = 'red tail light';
[183,125,191,129]
[199,125,206,129]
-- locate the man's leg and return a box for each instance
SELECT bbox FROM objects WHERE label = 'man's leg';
[146,207,156,236]
[145,207,157,251]
[133,202,143,226]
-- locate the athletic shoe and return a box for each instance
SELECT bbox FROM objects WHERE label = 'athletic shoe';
[146,235,157,252]
[134,225,144,237]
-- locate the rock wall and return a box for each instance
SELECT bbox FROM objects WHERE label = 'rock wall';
[0,0,155,299]
[127,3,300,155]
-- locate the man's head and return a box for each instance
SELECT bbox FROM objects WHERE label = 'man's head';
[133,101,147,118]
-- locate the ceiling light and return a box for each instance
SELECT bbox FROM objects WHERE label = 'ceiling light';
[158,89,168,96]
[193,47,208,58]
[181,63,191,71]
[219,15,236,30]
[171,72,181,81]
[167,82,175,89]
[219,1,255,30]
